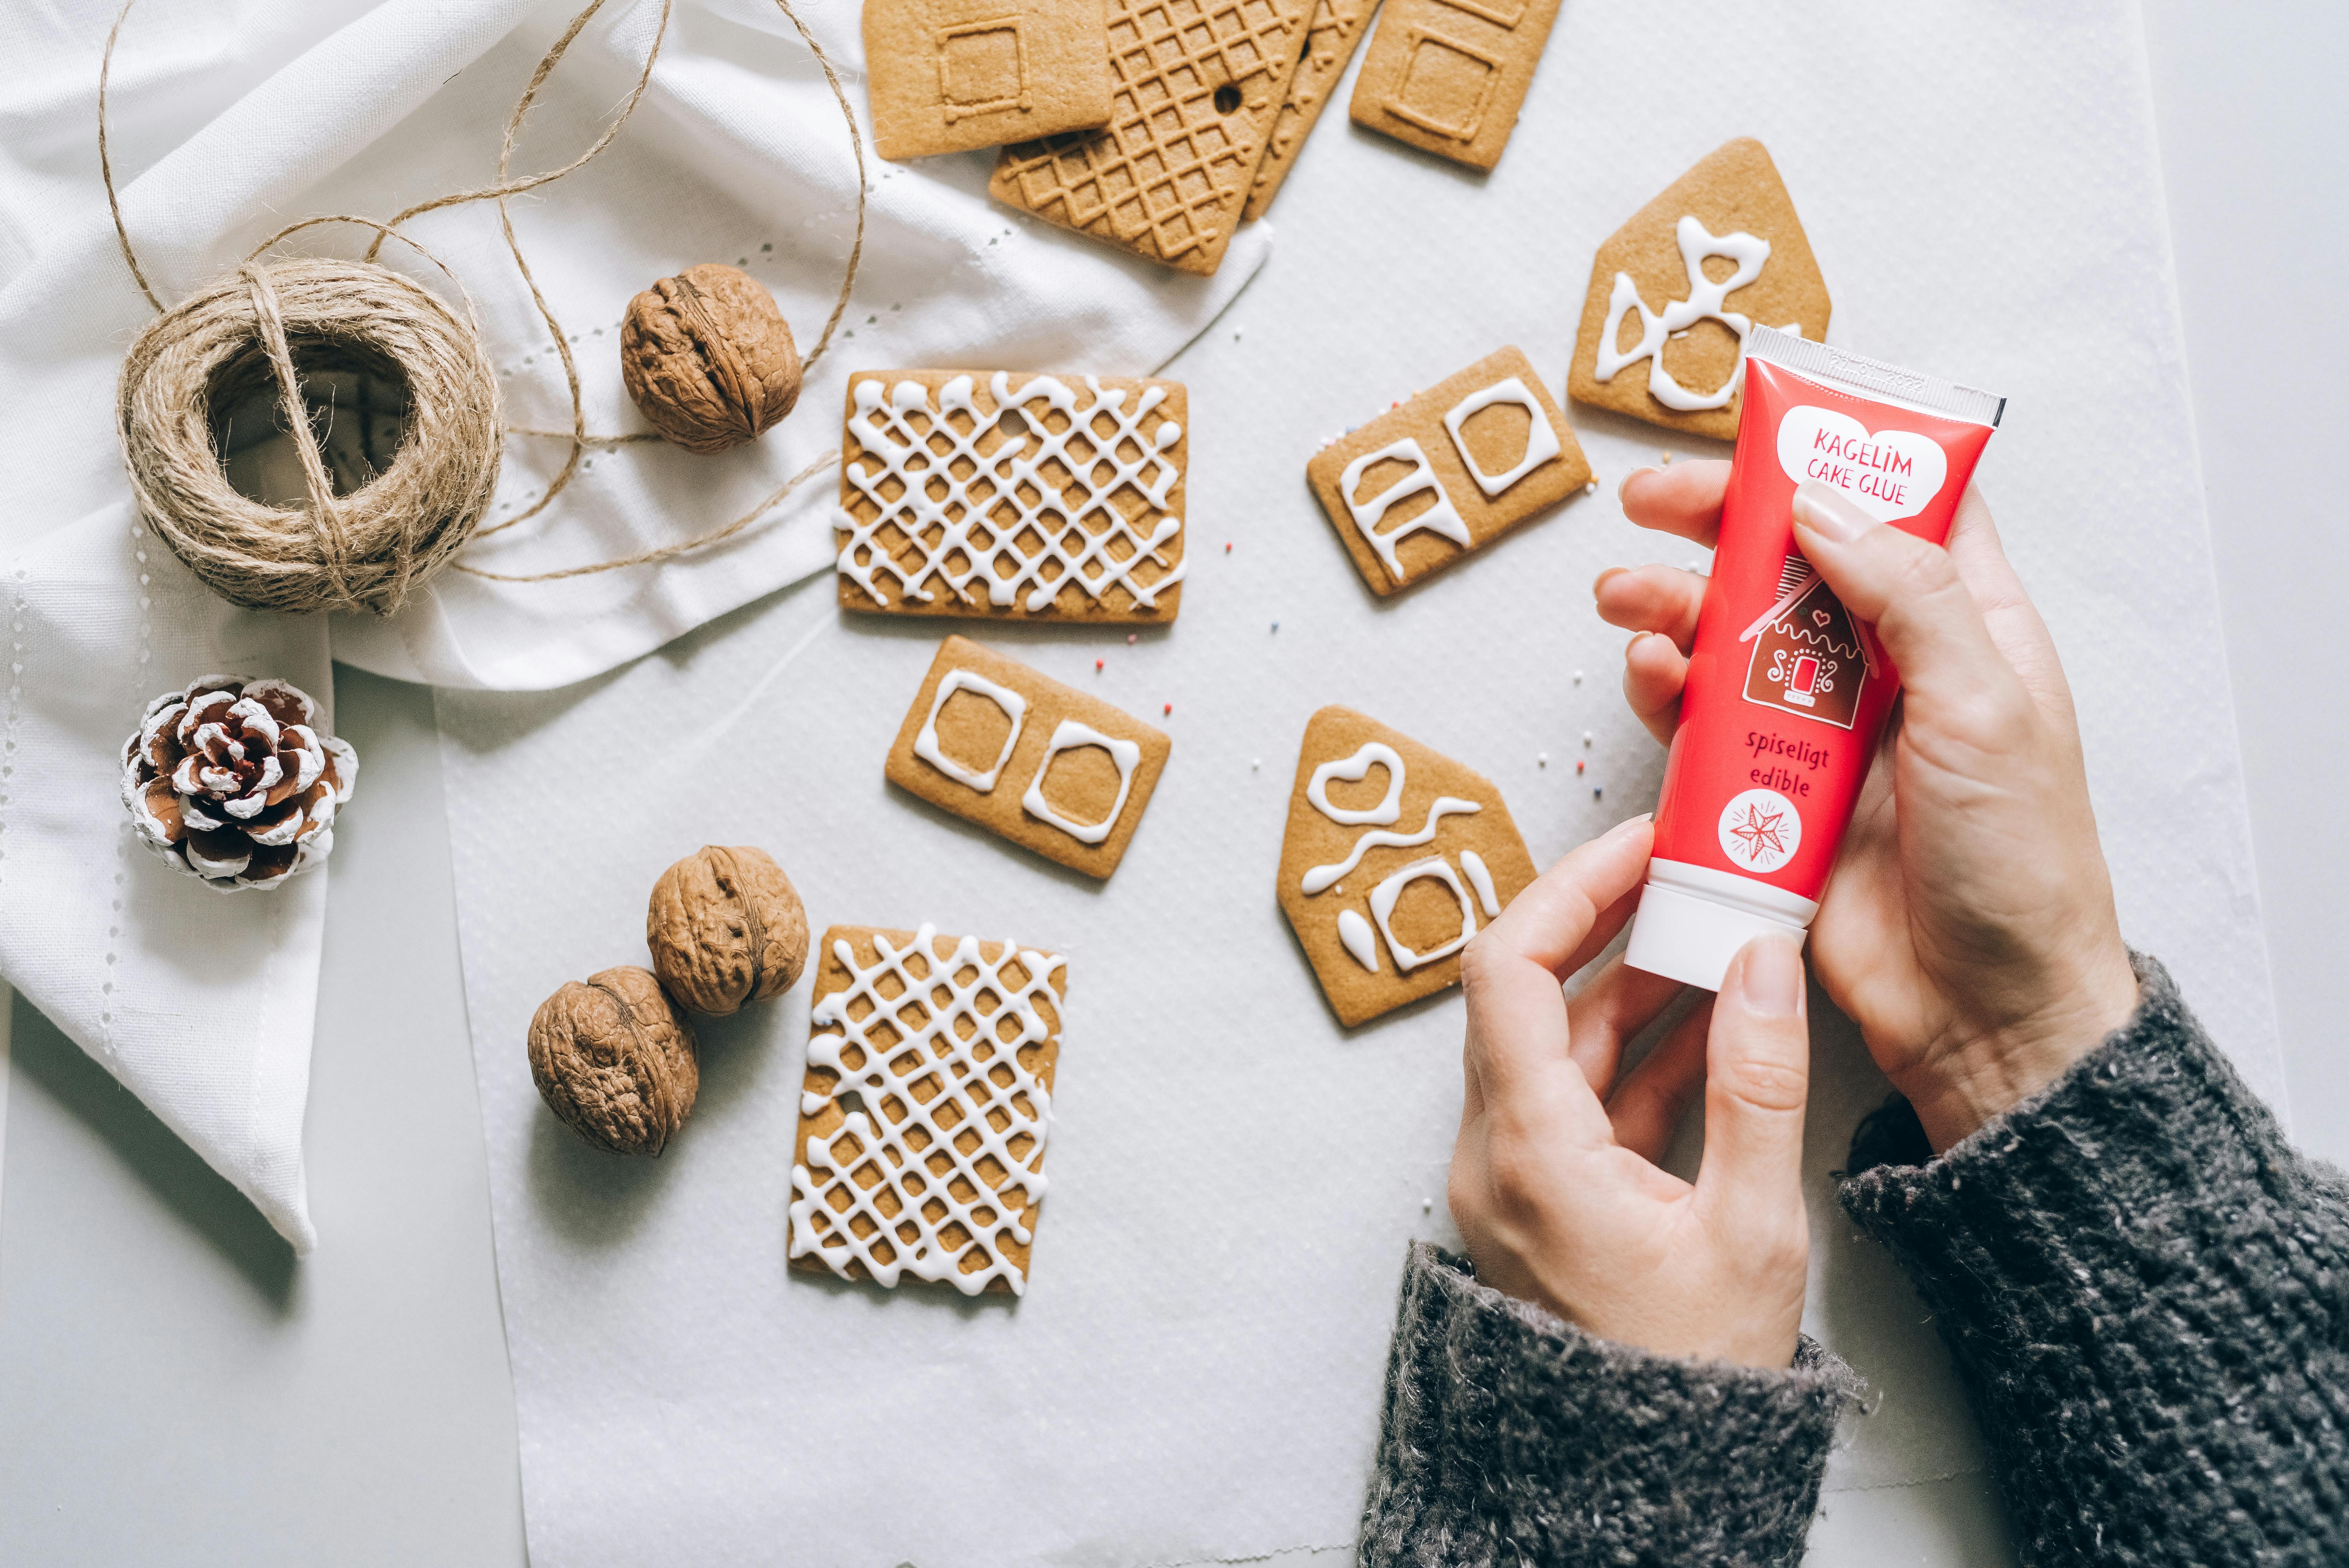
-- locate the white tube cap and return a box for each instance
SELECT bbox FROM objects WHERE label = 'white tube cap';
[1624,878,1809,991]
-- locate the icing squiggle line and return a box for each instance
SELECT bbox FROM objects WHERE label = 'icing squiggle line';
[789,925,1064,1297]
[1595,216,1801,413]
[1301,796,1482,894]
[836,372,1187,613]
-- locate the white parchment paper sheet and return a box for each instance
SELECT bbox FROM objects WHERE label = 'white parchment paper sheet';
[437,2,2281,1559]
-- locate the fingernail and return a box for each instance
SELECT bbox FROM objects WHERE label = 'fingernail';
[1790,479,1875,544]
[1607,811,1652,837]
[1616,466,1659,503]
[1592,565,1627,599]
[1736,932,1805,1017]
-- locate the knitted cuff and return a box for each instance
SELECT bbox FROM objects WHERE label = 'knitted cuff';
[1837,953,2349,1565]
[1358,1242,1861,1568]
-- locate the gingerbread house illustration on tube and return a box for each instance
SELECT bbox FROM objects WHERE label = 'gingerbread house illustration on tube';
[1739,554,1872,729]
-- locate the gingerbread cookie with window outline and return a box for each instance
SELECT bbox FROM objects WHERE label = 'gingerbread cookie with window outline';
[833,369,1188,622]
[864,0,1114,161]
[886,635,1171,879]
[1277,706,1537,1026]
[1568,138,1831,443]
[789,923,1068,1297]
[1346,0,1562,170]
[989,0,1311,275]
[1306,346,1589,596]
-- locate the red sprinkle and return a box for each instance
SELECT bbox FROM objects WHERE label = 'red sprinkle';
[1095,659,1104,672]
[1576,760,1585,774]
[1163,702,1173,716]
[1224,542,1232,553]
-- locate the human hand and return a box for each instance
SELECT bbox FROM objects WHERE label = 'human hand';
[1449,815,1812,1370]
[1597,464,2139,1152]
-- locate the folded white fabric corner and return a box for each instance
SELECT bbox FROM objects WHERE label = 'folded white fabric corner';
[0,0,1269,1248]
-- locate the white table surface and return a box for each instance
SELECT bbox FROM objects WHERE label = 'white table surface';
[2,5,2342,1562]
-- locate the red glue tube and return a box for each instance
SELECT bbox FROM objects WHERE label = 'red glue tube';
[1623,329,2004,989]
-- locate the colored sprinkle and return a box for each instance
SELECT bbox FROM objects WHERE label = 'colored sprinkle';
[1577,759,1585,775]
[1224,542,1232,553]
[1251,758,1261,770]
[1583,731,1593,746]
[1095,659,1104,672]
[1538,752,1548,767]
[1163,702,1173,716]
[1593,787,1604,800]
[1659,451,1674,466]
[1126,633,1137,645]
[1422,1198,1433,1214]
[1271,621,1280,633]
[1584,480,1597,495]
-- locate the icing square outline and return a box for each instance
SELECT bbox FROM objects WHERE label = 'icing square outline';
[1442,375,1563,497]
[1021,719,1142,845]
[913,667,1029,791]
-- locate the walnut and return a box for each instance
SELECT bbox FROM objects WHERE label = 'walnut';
[528,966,698,1156]
[620,263,802,454]
[646,845,809,1015]
[119,674,357,891]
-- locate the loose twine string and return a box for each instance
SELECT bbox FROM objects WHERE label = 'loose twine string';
[103,0,865,611]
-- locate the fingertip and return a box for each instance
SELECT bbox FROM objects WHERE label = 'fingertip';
[1726,931,1805,1020]
[1616,466,1659,504]
[1592,564,1628,600]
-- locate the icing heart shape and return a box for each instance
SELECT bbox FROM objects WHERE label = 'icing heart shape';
[1307,741,1405,826]
[1776,405,1947,525]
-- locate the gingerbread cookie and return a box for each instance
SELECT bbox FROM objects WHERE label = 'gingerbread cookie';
[1242,0,1379,221]
[886,636,1171,879]
[1568,138,1831,442]
[1307,346,1589,595]
[864,0,1114,160]
[1277,706,1536,1026]
[789,923,1068,1297]
[989,0,1311,274]
[1346,0,1561,171]
[833,369,1187,622]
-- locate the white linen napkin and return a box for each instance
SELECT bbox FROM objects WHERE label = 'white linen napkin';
[0,0,1269,1247]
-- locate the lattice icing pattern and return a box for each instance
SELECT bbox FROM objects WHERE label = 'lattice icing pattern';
[989,0,1308,275]
[835,371,1188,621]
[790,925,1068,1296]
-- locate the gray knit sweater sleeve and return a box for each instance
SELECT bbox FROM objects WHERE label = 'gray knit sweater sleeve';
[1839,955,2349,1564]
[1357,1241,1862,1566]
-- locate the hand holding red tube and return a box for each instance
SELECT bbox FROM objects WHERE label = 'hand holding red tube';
[1449,816,1813,1370]
[1600,464,2140,1151]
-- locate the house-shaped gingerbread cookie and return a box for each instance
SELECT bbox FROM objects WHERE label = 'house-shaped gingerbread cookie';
[1277,706,1536,1026]
[1568,138,1830,443]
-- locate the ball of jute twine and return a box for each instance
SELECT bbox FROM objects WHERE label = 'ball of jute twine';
[102,0,864,615]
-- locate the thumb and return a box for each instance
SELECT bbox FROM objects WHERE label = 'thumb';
[1790,479,2016,716]
[1693,932,1811,1237]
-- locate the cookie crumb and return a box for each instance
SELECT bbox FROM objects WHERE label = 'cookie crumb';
[1659,451,1674,466]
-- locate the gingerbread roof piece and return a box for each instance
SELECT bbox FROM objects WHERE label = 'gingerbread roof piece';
[989,0,1310,275]
[1567,138,1831,443]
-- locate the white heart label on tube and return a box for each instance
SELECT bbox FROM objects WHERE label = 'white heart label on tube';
[1775,405,1948,524]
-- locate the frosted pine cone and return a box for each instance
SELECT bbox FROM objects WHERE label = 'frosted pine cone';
[120,674,358,891]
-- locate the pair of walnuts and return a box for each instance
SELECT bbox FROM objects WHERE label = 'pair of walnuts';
[528,846,808,1157]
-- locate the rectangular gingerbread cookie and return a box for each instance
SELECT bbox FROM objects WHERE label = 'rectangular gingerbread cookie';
[834,368,1188,622]
[864,0,1114,160]
[1346,0,1563,171]
[886,636,1171,879]
[989,0,1312,274]
[1241,0,1381,221]
[1306,346,1590,595]
[1277,706,1536,1027]
[789,923,1069,1297]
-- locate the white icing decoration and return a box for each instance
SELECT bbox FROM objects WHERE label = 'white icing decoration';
[1300,796,1482,895]
[1594,216,1803,412]
[1306,741,1405,825]
[912,668,1028,792]
[835,372,1187,612]
[1337,908,1380,973]
[790,925,1065,1297]
[1338,438,1472,583]
[1442,376,1562,497]
[1370,857,1477,972]
[1020,719,1142,845]
[1459,849,1502,918]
